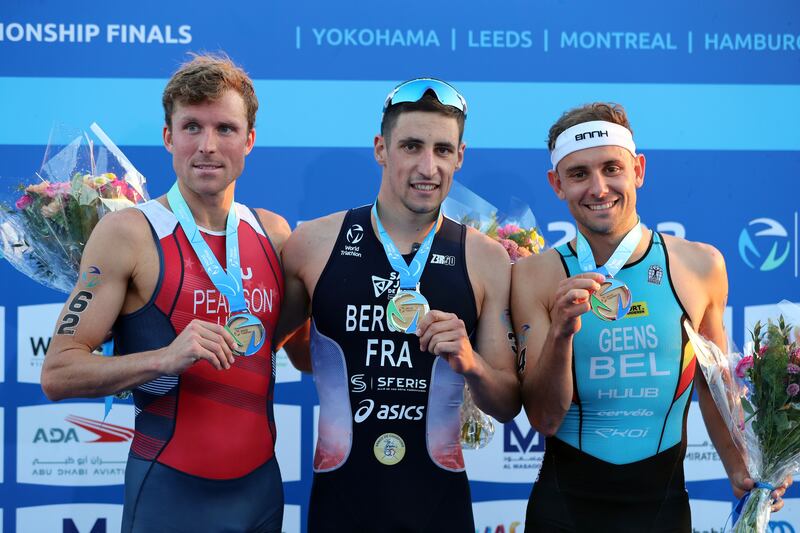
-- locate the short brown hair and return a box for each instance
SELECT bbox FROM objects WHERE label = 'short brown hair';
[162,53,258,131]
[547,102,632,151]
[381,91,466,143]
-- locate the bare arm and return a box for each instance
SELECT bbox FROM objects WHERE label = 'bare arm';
[256,208,311,372]
[512,251,604,436]
[417,232,520,422]
[688,244,757,496]
[41,209,239,401]
[273,214,343,372]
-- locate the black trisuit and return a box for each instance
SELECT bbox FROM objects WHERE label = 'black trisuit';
[308,205,478,532]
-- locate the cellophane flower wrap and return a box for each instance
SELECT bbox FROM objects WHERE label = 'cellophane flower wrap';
[685,300,800,532]
[443,181,546,449]
[0,123,148,293]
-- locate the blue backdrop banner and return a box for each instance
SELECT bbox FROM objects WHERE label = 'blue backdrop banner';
[1,1,799,532]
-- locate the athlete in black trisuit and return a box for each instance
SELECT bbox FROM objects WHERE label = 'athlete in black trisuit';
[276,78,521,532]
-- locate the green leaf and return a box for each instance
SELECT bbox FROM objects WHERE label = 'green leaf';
[776,411,790,431]
[742,398,755,415]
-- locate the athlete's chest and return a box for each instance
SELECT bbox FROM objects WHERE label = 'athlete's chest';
[162,226,282,327]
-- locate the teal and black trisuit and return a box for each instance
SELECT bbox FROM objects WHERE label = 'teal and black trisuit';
[527,232,698,533]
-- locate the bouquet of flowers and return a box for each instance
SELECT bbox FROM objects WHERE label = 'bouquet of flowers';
[1,123,148,293]
[685,300,800,532]
[446,181,544,262]
[443,181,546,449]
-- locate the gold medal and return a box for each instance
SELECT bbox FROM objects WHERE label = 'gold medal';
[225,313,266,356]
[386,290,429,334]
[590,278,633,321]
[373,433,406,466]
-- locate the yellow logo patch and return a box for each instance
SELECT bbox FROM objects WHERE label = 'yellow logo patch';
[626,302,649,318]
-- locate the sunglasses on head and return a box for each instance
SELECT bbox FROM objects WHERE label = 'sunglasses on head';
[382,78,467,118]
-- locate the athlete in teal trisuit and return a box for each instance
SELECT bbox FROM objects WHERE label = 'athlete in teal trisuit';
[511,102,791,532]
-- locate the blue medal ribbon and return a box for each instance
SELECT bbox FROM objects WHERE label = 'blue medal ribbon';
[371,202,440,290]
[167,183,248,314]
[575,218,642,277]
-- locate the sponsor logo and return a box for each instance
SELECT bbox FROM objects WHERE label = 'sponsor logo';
[465,413,544,482]
[430,253,455,266]
[375,376,427,392]
[647,264,663,285]
[597,408,654,417]
[346,224,364,244]
[597,387,659,399]
[595,427,649,439]
[352,399,424,422]
[354,399,375,423]
[373,432,406,465]
[738,217,791,271]
[504,420,545,453]
[18,303,63,384]
[350,374,427,393]
[350,373,367,393]
[371,274,398,298]
[18,404,134,486]
[34,415,134,443]
[625,301,649,318]
[575,129,608,141]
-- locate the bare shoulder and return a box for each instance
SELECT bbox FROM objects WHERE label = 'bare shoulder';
[465,226,512,271]
[288,211,347,249]
[661,233,726,280]
[513,248,567,290]
[253,208,292,253]
[81,207,153,279]
[90,206,151,249]
[282,210,348,272]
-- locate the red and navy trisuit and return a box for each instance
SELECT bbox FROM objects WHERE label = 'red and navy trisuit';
[115,200,284,533]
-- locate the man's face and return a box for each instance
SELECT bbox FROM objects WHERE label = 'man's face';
[374,111,465,216]
[163,89,255,197]
[548,145,645,236]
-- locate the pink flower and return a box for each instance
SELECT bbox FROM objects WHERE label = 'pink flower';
[788,363,800,375]
[735,355,754,378]
[787,383,800,397]
[497,224,522,240]
[759,345,768,356]
[499,238,520,262]
[15,194,33,210]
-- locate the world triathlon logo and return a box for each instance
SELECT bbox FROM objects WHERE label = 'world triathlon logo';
[738,218,791,271]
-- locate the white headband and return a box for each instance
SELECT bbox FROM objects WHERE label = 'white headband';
[550,120,636,170]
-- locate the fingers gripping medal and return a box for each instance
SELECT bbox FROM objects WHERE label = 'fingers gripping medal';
[372,203,439,334]
[590,277,633,321]
[576,219,642,322]
[168,183,266,356]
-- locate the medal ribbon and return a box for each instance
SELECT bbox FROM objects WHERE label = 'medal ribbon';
[576,219,642,277]
[371,202,440,290]
[167,183,248,313]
